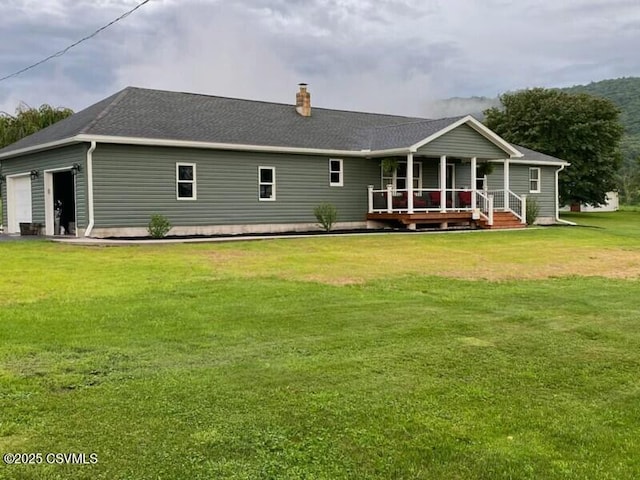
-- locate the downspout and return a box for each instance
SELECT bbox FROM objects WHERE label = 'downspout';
[555,164,576,226]
[84,141,97,237]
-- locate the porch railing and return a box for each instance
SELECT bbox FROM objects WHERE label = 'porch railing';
[486,190,505,210]
[475,191,493,226]
[367,187,528,228]
[487,189,527,224]
[367,186,477,214]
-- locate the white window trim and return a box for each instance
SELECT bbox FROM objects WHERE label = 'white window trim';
[380,161,422,190]
[176,162,196,200]
[258,166,276,201]
[529,167,541,193]
[329,158,343,187]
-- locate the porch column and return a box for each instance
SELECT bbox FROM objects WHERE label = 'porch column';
[503,159,510,210]
[440,155,447,212]
[470,156,477,210]
[407,152,414,213]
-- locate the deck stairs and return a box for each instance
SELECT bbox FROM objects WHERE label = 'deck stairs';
[479,211,526,229]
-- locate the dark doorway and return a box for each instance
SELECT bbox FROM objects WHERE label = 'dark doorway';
[53,171,76,235]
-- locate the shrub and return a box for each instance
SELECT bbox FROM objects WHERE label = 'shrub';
[526,197,540,226]
[314,203,338,232]
[147,214,172,238]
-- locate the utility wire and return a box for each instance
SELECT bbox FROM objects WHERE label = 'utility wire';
[0,0,152,83]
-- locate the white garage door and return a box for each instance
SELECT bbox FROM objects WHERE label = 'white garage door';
[8,175,32,233]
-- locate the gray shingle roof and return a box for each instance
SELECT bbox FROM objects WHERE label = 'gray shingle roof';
[368,117,466,150]
[0,86,564,165]
[0,87,437,155]
[514,145,567,164]
[0,90,125,154]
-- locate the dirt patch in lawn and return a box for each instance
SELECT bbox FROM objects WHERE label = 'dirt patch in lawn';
[203,244,640,284]
[395,247,640,282]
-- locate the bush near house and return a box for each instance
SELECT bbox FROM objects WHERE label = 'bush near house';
[526,197,540,225]
[147,214,171,238]
[313,202,338,232]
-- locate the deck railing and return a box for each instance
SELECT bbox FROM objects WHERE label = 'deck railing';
[367,186,478,214]
[487,189,526,223]
[508,191,527,223]
[475,191,493,226]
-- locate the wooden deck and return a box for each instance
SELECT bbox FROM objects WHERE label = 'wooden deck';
[366,211,526,230]
[367,211,478,229]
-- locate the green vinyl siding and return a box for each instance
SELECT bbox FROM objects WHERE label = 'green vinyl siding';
[92,144,380,228]
[410,159,477,190]
[451,160,472,189]
[1,144,87,228]
[487,165,558,218]
[416,124,509,159]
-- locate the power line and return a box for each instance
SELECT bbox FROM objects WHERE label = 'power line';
[0,0,153,83]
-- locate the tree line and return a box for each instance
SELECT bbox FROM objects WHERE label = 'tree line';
[561,77,640,205]
[484,88,626,208]
[0,103,73,149]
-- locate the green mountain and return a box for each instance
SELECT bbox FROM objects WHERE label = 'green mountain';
[560,78,640,204]
[562,77,640,137]
[561,77,640,163]
[437,77,640,203]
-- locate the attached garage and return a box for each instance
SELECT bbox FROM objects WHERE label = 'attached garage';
[6,174,32,234]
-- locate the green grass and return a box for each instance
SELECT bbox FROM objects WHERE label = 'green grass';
[1,213,640,479]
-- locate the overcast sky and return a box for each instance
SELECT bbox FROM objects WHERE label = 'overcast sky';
[0,0,638,117]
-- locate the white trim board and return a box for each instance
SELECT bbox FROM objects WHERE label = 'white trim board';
[0,126,565,166]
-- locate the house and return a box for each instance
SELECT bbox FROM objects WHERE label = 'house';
[0,84,569,238]
[560,192,620,212]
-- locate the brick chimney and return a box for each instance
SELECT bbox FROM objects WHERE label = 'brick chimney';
[296,83,311,117]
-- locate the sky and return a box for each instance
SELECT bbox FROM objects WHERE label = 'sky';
[0,0,639,118]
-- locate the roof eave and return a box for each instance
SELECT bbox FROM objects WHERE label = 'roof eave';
[0,137,82,160]
[74,134,374,157]
[1,131,537,162]
[507,158,570,167]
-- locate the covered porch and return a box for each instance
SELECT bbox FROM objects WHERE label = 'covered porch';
[366,154,527,230]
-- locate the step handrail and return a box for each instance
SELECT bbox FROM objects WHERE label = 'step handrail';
[506,190,527,224]
[475,191,493,226]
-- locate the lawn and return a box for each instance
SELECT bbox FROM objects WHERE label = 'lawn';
[1,212,640,479]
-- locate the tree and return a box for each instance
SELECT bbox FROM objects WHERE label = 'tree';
[616,155,640,205]
[484,88,624,207]
[0,103,73,149]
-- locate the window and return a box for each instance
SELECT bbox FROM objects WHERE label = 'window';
[329,159,343,186]
[381,161,422,190]
[259,166,276,201]
[176,163,196,200]
[529,167,541,193]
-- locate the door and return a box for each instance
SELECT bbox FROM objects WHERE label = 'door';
[441,163,455,207]
[7,175,32,233]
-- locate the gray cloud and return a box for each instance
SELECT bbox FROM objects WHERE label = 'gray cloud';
[0,0,638,118]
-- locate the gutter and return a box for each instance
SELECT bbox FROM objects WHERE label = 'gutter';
[84,141,97,237]
[0,133,570,167]
[0,137,81,160]
[555,165,577,226]
[74,134,366,158]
